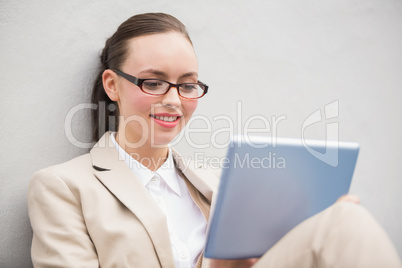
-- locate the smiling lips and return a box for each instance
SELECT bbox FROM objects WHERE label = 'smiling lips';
[150,113,182,128]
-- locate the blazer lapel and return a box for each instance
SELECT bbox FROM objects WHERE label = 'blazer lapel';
[172,148,219,203]
[172,150,219,268]
[90,132,175,268]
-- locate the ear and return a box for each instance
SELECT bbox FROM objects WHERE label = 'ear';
[102,69,120,101]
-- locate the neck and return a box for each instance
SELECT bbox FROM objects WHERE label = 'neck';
[115,131,169,172]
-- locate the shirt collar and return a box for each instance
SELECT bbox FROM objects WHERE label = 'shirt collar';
[156,147,181,197]
[110,132,181,197]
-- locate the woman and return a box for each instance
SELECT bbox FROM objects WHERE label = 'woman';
[28,13,401,268]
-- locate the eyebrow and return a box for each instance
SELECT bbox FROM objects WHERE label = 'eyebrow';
[137,69,198,80]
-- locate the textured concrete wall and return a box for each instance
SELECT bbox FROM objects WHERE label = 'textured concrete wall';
[1,0,401,266]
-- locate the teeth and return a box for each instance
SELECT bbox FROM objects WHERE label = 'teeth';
[153,115,178,122]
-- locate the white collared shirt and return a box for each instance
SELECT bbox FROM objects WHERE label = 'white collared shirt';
[111,133,207,268]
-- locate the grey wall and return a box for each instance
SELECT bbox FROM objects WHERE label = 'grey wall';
[1,0,401,266]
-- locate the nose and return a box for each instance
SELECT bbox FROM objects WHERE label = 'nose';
[161,86,181,107]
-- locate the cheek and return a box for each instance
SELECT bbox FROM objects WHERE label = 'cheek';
[132,97,151,114]
[121,91,153,116]
[183,100,198,118]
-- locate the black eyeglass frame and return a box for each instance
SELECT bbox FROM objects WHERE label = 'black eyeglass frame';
[113,69,208,99]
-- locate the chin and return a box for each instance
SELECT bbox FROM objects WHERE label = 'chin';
[151,135,177,148]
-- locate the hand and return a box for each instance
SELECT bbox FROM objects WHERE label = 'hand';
[209,258,259,268]
[337,194,360,204]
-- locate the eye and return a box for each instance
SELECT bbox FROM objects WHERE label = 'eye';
[181,84,198,91]
[143,80,166,90]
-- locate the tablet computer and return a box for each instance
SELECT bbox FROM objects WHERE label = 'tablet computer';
[204,136,360,259]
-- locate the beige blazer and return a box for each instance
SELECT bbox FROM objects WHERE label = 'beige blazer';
[28,132,219,268]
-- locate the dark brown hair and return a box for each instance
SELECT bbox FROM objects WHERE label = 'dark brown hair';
[91,13,192,142]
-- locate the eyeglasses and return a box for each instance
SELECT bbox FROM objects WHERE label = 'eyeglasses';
[113,69,208,99]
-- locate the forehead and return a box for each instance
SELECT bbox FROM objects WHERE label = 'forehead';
[123,32,198,76]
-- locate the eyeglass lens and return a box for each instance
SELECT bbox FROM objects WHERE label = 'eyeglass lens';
[142,80,205,98]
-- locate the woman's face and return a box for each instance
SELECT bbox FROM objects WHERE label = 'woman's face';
[115,32,199,148]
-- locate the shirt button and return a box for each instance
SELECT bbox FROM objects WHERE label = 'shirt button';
[151,177,158,183]
[179,251,187,259]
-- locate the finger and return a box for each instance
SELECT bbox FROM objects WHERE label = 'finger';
[337,194,360,204]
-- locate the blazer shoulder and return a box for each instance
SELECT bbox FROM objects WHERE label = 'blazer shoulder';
[30,153,95,190]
